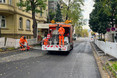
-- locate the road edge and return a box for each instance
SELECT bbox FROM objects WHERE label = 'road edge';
[90,42,110,78]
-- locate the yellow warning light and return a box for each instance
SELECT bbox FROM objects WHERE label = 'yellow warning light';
[65,20,69,24]
[69,20,72,23]
[65,20,72,24]
[51,20,55,24]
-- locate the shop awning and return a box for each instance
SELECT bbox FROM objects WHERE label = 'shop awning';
[38,23,49,29]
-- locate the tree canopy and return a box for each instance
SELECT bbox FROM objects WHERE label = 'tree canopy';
[89,0,110,38]
[61,0,84,26]
[17,0,46,38]
[55,3,63,22]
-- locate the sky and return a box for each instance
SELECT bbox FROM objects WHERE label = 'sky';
[63,0,95,20]
[82,0,95,29]
[63,0,95,29]
[82,0,95,20]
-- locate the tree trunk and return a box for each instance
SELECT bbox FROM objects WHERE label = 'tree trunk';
[66,0,70,20]
[31,0,37,38]
[32,12,37,38]
[99,33,100,39]
[101,33,102,39]
[0,26,1,37]
[66,7,69,20]
[104,34,105,41]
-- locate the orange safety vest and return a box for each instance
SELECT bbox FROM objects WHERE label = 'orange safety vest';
[43,38,48,46]
[19,36,28,46]
[58,27,65,35]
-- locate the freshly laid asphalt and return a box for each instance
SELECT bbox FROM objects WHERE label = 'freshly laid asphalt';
[0,38,101,78]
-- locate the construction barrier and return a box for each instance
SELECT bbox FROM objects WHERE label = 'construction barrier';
[0,37,5,48]
[94,39,117,58]
[6,38,37,48]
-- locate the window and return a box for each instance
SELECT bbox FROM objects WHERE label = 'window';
[0,0,5,3]
[40,8,42,17]
[26,20,30,30]
[9,0,12,5]
[19,17,23,29]
[0,16,6,28]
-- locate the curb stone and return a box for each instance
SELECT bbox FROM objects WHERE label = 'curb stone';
[90,42,110,78]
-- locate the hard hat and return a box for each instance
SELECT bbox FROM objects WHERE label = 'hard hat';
[24,36,26,39]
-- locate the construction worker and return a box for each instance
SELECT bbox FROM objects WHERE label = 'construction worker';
[43,37,49,46]
[19,36,28,50]
[58,25,65,46]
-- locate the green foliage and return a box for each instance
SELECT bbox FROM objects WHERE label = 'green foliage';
[89,1,109,35]
[89,0,117,38]
[75,26,83,37]
[48,10,56,22]
[17,0,46,38]
[7,47,15,51]
[112,64,117,71]
[81,29,89,37]
[61,0,83,26]
[0,48,3,52]
[17,0,46,13]
[55,3,63,22]
[91,31,95,36]
[98,39,105,41]
[75,26,89,37]
[103,0,117,26]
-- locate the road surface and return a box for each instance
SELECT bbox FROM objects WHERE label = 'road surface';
[0,38,101,78]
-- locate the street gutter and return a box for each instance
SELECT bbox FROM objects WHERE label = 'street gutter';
[90,42,110,78]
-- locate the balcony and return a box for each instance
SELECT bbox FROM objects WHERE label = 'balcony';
[0,4,15,15]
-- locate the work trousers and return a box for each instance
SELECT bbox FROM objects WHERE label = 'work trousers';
[59,35,64,46]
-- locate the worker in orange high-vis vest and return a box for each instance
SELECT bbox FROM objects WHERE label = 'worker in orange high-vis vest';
[58,25,65,46]
[19,36,28,50]
[43,37,49,46]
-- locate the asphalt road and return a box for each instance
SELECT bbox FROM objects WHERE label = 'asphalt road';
[0,38,101,78]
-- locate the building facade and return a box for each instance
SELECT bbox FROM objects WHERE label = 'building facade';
[0,0,48,39]
[48,0,58,12]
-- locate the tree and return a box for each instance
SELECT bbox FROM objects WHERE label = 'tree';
[47,10,56,23]
[81,29,89,37]
[91,31,95,36]
[55,3,63,22]
[103,0,117,27]
[75,26,83,37]
[17,0,46,38]
[62,0,83,26]
[89,1,110,39]
[0,26,1,37]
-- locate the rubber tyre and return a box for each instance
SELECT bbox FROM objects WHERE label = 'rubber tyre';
[70,45,73,50]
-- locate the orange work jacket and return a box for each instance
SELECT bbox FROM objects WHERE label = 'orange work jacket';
[58,27,65,35]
